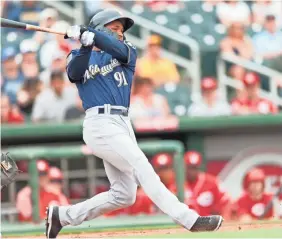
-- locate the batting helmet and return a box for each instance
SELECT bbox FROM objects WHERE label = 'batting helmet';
[89,8,134,33]
[244,168,265,189]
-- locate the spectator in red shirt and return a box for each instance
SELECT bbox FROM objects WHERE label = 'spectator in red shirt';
[151,153,175,189]
[16,160,68,222]
[1,94,24,124]
[181,151,230,218]
[234,168,275,221]
[231,72,278,115]
[45,167,69,206]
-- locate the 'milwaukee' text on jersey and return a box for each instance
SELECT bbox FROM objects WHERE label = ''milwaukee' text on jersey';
[66,37,137,110]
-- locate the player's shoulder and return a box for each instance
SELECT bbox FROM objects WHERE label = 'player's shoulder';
[203,172,218,183]
[123,40,136,49]
[66,49,80,64]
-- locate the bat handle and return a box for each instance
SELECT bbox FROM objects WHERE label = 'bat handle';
[64,25,88,39]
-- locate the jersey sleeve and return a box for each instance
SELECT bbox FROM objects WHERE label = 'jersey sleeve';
[66,47,92,83]
[89,28,137,70]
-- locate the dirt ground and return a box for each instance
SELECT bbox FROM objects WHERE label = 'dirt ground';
[5,221,282,239]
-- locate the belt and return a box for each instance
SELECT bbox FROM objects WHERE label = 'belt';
[98,107,129,116]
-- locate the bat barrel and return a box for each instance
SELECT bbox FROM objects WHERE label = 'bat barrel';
[1,18,26,29]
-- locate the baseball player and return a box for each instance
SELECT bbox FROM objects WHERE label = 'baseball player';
[45,9,223,238]
[170,151,230,218]
[234,168,275,221]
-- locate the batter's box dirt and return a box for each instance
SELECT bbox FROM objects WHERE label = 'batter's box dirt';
[4,221,282,238]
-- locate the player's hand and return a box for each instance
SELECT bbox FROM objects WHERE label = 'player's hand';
[80,31,95,47]
[65,25,82,40]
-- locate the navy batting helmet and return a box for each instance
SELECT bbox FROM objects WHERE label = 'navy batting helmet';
[89,8,134,33]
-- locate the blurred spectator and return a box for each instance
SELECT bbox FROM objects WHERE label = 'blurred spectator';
[1,47,24,104]
[231,72,278,115]
[130,77,171,119]
[64,96,85,121]
[151,153,175,189]
[40,51,68,86]
[16,160,49,221]
[33,8,58,45]
[17,77,43,115]
[172,151,230,218]
[136,35,180,87]
[234,168,275,221]
[19,39,40,79]
[40,21,72,69]
[251,0,282,28]
[146,0,182,12]
[253,15,282,72]
[216,0,250,26]
[45,167,69,206]
[1,94,24,124]
[16,161,70,222]
[4,1,42,25]
[188,77,231,117]
[31,71,77,123]
[220,22,254,81]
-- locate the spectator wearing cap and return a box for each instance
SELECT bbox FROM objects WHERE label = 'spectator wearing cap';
[16,160,50,221]
[40,21,72,69]
[151,153,175,189]
[180,151,231,218]
[33,8,58,45]
[253,15,282,72]
[130,77,171,119]
[136,35,180,87]
[220,23,254,81]
[231,72,277,115]
[45,167,69,206]
[1,47,24,104]
[1,94,24,124]
[216,0,251,27]
[188,77,231,117]
[20,39,40,79]
[234,168,275,221]
[31,71,77,123]
[40,51,68,87]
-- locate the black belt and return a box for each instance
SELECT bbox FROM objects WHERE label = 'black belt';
[98,108,129,116]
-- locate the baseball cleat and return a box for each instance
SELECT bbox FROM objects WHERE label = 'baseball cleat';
[45,206,62,239]
[190,215,223,232]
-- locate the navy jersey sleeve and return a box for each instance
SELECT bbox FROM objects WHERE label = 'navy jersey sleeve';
[90,29,137,70]
[66,47,92,83]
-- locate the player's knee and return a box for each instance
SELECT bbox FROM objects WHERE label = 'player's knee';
[111,185,136,207]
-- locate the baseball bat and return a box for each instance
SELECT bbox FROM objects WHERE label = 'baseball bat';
[0,18,66,35]
[259,185,282,220]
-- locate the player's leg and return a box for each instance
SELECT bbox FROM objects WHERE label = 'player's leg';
[57,158,137,227]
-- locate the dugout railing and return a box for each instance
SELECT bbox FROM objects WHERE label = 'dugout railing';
[4,140,186,222]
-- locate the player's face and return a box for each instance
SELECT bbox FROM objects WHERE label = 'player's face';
[203,89,216,102]
[158,168,174,186]
[248,181,264,196]
[105,20,124,41]
[39,175,49,188]
[186,166,199,182]
[245,84,259,98]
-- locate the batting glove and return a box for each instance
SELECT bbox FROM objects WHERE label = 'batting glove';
[65,25,81,40]
[80,31,95,47]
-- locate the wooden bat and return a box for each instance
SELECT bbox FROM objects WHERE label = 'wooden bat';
[259,185,282,220]
[0,18,66,35]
